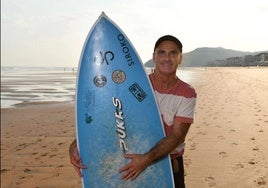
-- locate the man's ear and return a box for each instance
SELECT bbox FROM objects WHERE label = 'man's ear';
[178,54,183,65]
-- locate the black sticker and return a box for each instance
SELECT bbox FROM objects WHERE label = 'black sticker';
[129,83,147,102]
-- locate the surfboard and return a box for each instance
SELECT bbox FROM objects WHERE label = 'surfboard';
[76,12,174,188]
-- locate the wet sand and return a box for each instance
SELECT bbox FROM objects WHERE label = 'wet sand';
[1,67,268,187]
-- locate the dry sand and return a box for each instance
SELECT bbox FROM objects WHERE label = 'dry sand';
[1,67,268,188]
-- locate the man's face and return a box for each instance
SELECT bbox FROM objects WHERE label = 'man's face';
[153,41,182,75]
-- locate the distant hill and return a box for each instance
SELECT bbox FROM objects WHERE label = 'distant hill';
[144,47,268,67]
[182,47,252,67]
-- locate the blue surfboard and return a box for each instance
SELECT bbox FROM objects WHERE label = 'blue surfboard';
[76,12,174,188]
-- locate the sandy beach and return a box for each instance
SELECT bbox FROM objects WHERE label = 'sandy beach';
[1,67,268,187]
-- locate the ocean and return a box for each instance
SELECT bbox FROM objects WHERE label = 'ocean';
[1,66,200,108]
[1,67,77,108]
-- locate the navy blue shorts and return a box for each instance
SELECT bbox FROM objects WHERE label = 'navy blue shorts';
[172,156,185,188]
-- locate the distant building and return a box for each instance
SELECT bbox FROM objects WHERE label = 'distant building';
[209,52,268,66]
[255,53,268,65]
[226,56,241,66]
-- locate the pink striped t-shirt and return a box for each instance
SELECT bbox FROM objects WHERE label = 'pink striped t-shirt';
[149,73,197,158]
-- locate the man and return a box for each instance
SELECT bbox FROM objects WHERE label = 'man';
[70,35,196,188]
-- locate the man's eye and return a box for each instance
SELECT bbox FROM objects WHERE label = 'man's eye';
[157,51,165,56]
[170,51,178,57]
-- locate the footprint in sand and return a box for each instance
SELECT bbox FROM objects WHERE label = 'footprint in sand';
[49,154,57,158]
[183,157,192,168]
[41,153,48,157]
[248,159,256,165]
[197,131,207,135]
[0,169,10,173]
[24,168,31,173]
[205,176,216,187]
[16,176,26,185]
[190,143,197,150]
[231,142,238,146]
[232,163,244,171]
[254,176,266,186]
[217,135,225,140]
[16,143,29,151]
[188,137,193,142]
[219,151,228,158]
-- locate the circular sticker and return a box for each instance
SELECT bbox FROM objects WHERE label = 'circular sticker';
[112,70,126,84]
[93,75,107,87]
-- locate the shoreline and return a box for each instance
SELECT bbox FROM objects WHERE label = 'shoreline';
[1,67,77,109]
[1,67,268,187]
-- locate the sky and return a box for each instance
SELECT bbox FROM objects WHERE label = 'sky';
[1,0,268,67]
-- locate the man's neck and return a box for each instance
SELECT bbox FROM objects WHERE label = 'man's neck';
[152,71,178,90]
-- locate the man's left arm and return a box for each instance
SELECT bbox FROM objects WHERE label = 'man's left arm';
[119,120,191,181]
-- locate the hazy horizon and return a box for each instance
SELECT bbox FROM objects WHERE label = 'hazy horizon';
[2,0,268,67]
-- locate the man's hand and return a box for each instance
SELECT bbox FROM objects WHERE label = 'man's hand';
[119,154,152,181]
[69,139,87,177]
[119,121,191,181]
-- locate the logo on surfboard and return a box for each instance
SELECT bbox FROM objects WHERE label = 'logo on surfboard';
[129,83,147,102]
[112,97,128,153]
[94,51,114,65]
[93,75,107,87]
[112,70,126,84]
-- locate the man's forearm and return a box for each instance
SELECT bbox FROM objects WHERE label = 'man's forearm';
[69,139,77,154]
[145,136,183,163]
